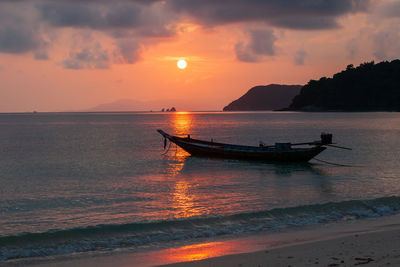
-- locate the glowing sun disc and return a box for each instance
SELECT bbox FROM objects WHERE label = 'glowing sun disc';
[177,59,187,69]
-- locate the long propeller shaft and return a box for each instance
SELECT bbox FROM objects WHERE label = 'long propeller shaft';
[326,144,352,150]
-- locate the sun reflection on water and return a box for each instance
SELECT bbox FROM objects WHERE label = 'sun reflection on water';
[172,111,193,136]
[165,112,209,218]
[172,180,203,218]
[164,112,193,175]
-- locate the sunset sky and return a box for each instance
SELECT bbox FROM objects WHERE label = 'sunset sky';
[1,0,399,112]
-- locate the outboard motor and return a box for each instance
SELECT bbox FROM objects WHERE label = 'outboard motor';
[321,133,333,145]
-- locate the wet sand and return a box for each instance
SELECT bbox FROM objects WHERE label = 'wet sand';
[165,223,400,267]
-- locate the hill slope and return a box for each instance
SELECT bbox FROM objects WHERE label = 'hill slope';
[289,60,400,111]
[223,84,302,111]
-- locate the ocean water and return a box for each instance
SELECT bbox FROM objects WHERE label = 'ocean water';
[1,111,400,261]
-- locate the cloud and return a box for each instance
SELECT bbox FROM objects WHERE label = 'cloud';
[38,0,175,67]
[371,26,400,61]
[39,2,142,29]
[114,39,143,64]
[346,38,358,59]
[0,25,40,54]
[37,0,371,33]
[294,49,307,65]
[39,3,102,28]
[38,1,175,36]
[235,29,277,62]
[0,0,177,66]
[63,43,110,69]
[268,16,339,30]
[372,32,389,60]
[343,1,400,61]
[235,42,259,62]
[0,0,376,68]
[250,30,277,56]
[0,3,50,57]
[378,1,400,18]
[34,50,49,60]
[167,0,371,30]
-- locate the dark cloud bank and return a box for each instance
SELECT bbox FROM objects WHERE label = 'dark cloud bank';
[167,0,370,29]
[0,0,375,68]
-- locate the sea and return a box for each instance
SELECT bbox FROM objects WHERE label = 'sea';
[1,111,400,263]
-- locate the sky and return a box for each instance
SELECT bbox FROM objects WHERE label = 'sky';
[0,0,400,112]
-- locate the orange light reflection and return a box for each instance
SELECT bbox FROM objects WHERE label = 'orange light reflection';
[164,242,229,262]
[167,111,205,218]
[172,112,193,136]
[172,180,203,218]
[165,112,193,175]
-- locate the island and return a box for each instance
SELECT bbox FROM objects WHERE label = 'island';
[289,60,400,111]
[223,84,302,111]
[161,107,176,112]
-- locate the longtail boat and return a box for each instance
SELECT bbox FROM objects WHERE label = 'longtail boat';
[157,130,349,162]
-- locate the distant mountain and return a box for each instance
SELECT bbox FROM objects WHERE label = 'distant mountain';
[89,99,150,111]
[88,97,223,112]
[289,60,400,111]
[223,84,302,111]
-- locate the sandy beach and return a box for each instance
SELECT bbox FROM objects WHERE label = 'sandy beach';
[4,214,399,267]
[165,221,400,267]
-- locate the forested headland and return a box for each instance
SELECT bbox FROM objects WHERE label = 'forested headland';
[289,60,400,111]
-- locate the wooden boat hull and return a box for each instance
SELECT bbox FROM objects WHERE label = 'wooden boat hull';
[158,130,326,162]
[176,140,325,162]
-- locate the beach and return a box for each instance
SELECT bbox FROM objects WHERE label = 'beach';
[166,229,400,266]
[165,215,400,267]
[5,213,398,267]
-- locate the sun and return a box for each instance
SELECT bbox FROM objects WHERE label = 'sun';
[177,59,187,69]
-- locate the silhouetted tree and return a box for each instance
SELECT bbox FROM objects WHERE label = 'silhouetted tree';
[289,60,400,111]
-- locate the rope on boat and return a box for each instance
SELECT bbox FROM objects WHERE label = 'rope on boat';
[161,138,173,155]
[312,157,353,167]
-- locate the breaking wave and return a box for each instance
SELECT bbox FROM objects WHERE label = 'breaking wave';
[2,195,400,261]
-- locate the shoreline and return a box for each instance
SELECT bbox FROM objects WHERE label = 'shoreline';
[163,214,400,266]
[4,213,400,267]
[165,224,400,267]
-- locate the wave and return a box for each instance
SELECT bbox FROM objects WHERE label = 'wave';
[2,195,400,261]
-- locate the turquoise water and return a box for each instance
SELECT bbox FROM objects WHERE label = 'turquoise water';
[1,111,400,260]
